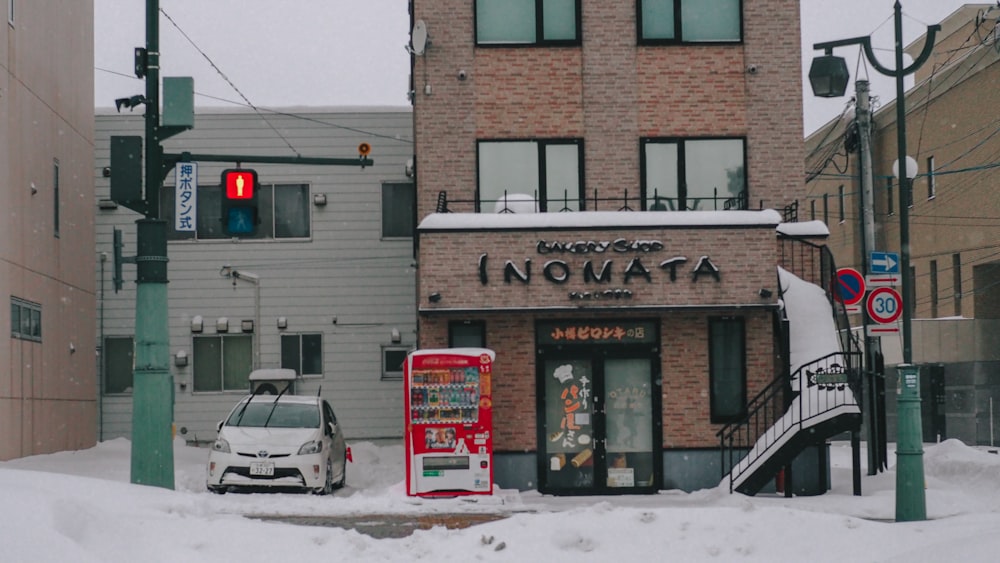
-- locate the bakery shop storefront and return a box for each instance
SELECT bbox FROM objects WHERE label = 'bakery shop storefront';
[416,211,782,494]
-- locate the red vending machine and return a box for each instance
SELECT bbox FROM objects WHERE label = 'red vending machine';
[404,348,495,497]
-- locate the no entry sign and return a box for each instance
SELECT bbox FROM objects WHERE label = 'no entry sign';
[835,268,866,306]
[867,287,903,324]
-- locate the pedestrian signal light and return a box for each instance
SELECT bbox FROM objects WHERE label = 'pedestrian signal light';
[221,169,259,235]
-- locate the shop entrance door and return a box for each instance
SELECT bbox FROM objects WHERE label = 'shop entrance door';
[538,353,661,494]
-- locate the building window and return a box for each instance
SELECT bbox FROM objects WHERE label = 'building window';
[53,159,60,238]
[10,297,41,342]
[475,0,580,46]
[477,140,583,213]
[953,253,962,317]
[709,316,745,423]
[638,0,742,43]
[641,138,746,211]
[192,335,252,392]
[930,260,938,318]
[926,156,936,199]
[837,184,845,224]
[449,320,486,348]
[886,177,894,216]
[382,182,416,238]
[382,347,409,380]
[161,183,310,240]
[104,336,134,394]
[281,333,323,377]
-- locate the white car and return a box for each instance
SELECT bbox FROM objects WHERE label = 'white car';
[207,393,348,494]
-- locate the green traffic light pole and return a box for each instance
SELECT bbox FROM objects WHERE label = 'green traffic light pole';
[127,1,375,489]
[130,0,174,489]
[811,1,939,522]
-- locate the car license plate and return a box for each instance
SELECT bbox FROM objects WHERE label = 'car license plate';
[249,461,274,476]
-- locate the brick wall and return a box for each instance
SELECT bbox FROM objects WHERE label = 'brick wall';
[420,309,775,451]
[413,0,806,217]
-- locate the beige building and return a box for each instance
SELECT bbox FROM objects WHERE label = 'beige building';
[0,1,97,459]
[805,5,1000,445]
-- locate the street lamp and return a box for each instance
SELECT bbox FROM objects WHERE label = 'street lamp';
[809,1,939,523]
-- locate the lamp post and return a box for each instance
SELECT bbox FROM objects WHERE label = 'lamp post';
[809,1,939,523]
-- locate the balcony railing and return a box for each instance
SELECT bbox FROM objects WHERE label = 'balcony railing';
[434,188,753,214]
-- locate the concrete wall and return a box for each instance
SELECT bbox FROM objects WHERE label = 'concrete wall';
[0,1,97,460]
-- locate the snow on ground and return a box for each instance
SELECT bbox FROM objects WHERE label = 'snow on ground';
[3,437,1000,562]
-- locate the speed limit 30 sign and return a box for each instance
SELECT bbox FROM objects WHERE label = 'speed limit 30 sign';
[867,287,903,324]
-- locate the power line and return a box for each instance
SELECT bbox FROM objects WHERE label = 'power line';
[94,66,412,145]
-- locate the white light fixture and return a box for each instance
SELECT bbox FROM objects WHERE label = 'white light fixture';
[892,156,919,180]
[277,317,288,330]
[174,350,188,367]
[216,317,229,333]
[313,193,327,206]
[241,319,254,333]
[391,327,401,343]
[191,315,204,333]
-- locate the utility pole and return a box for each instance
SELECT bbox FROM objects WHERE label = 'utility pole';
[854,80,887,476]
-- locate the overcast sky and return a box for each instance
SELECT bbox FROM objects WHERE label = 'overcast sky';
[95,0,978,135]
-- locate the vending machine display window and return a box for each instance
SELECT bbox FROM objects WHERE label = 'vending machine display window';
[404,348,495,497]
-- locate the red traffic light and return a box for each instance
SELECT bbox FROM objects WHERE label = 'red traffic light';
[222,169,257,200]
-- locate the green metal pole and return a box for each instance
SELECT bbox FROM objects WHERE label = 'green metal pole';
[892,1,922,521]
[130,220,173,488]
[895,364,925,521]
[130,0,174,489]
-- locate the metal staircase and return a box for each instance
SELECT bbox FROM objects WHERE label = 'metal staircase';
[717,240,863,495]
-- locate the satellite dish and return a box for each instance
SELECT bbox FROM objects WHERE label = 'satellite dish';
[410,19,429,56]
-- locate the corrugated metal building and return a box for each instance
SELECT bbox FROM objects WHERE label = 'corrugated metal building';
[95,107,415,444]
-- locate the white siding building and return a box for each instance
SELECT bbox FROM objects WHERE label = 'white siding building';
[95,108,415,444]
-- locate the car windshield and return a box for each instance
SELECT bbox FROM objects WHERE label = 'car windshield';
[226,402,320,428]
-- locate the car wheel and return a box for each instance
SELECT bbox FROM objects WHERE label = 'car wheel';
[208,486,226,495]
[315,457,334,495]
[334,454,347,490]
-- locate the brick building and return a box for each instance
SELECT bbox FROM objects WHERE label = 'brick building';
[805,5,1000,446]
[410,1,821,494]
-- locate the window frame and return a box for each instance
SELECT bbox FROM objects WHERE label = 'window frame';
[474,0,582,47]
[637,0,744,45]
[280,332,324,378]
[476,138,585,213]
[926,155,936,200]
[192,334,253,393]
[160,182,312,241]
[640,137,747,211]
[10,297,41,342]
[449,320,486,348]
[103,336,135,395]
[381,181,416,239]
[53,159,60,238]
[708,316,746,424]
[382,346,410,381]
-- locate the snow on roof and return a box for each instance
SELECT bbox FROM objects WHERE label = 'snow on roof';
[418,209,783,231]
[776,220,830,237]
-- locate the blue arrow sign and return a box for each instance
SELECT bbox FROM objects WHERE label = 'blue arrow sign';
[870,251,900,274]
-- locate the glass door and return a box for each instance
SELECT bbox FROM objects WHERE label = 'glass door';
[603,358,656,490]
[539,355,660,494]
[541,359,596,490]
